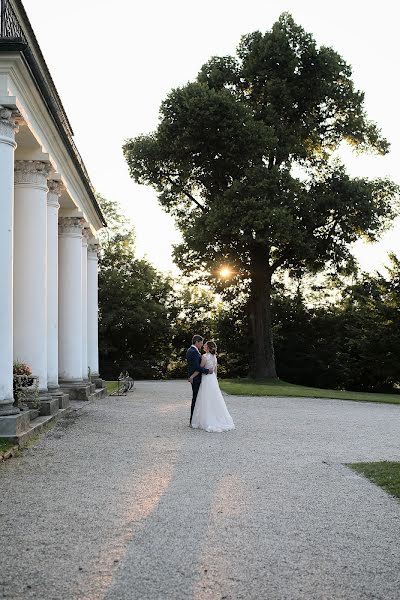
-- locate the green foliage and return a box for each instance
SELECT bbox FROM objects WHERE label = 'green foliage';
[0,438,15,454]
[219,380,400,404]
[105,381,119,395]
[168,284,220,377]
[349,462,400,499]
[209,252,400,392]
[214,298,251,377]
[123,13,398,378]
[273,254,400,391]
[97,196,174,380]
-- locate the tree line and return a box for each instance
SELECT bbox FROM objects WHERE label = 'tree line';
[97,194,400,393]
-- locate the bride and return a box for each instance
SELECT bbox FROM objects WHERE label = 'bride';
[189,340,235,433]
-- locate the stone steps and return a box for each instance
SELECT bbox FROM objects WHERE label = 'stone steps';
[91,387,107,401]
[63,385,107,403]
[1,383,107,446]
[92,377,106,390]
[28,408,40,420]
[10,407,70,446]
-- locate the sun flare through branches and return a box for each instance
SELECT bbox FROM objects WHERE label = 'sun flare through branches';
[219,266,233,280]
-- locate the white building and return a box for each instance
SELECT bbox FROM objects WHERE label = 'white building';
[0,0,106,440]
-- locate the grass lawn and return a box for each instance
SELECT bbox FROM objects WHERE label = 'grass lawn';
[219,378,400,405]
[106,381,119,395]
[349,462,400,500]
[0,438,15,454]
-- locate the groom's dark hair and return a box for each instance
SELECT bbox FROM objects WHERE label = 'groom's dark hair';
[192,334,203,345]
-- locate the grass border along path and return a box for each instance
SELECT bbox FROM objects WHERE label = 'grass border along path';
[106,381,119,395]
[349,462,400,500]
[219,379,400,405]
[0,438,18,462]
[0,438,14,455]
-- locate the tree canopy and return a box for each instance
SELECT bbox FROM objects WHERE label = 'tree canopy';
[123,13,398,378]
[96,196,400,392]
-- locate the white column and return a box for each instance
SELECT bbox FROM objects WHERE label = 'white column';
[58,217,83,383]
[47,180,63,391]
[81,229,89,381]
[14,160,51,393]
[0,107,19,416]
[87,238,100,378]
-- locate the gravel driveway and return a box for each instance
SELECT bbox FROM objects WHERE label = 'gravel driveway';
[1,380,399,600]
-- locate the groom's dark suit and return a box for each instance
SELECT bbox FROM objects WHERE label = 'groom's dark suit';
[186,345,210,423]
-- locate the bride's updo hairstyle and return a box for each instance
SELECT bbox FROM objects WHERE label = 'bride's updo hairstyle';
[206,340,217,355]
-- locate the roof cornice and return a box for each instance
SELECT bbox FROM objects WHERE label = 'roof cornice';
[0,0,106,227]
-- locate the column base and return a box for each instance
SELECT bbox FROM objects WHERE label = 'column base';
[0,411,30,438]
[90,374,106,389]
[48,386,70,409]
[37,392,59,416]
[59,380,93,401]
[52,392,70,409]
[0,405,19,417]
[47,383,60,393]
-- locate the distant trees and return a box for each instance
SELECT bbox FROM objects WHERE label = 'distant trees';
[123,13,398,379]
[97,195,174,379]
[273,258,400,391]
[211,262,400,392]
[96,193,400,390]
[167,285,220,377]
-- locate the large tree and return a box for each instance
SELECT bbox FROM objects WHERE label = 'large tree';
[123,13,398,378]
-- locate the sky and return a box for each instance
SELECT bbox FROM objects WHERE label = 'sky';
[24,0,400,275]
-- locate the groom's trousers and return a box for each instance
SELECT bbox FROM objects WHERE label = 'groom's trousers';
[190,378,201,423]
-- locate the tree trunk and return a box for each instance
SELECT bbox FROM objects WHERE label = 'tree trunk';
[248,253,277,379]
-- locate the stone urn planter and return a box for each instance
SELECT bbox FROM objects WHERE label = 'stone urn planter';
[13,362,39,409]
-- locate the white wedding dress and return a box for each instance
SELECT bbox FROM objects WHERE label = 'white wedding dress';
[191,353,235,433]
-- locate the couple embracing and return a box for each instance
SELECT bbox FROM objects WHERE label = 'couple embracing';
[186,335,235,433]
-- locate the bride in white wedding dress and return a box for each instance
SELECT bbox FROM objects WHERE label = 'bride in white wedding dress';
[190,340,235,433]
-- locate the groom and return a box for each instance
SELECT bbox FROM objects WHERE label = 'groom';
[186,334,213,424]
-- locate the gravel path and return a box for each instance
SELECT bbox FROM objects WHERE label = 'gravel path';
[1,380,400,600]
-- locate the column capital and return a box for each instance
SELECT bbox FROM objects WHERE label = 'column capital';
[15,160,51,190]
[88,237,100,258]
[0,106,20,147]
[82,227,90,247]
[48,180,63,209]
[48,179,63,196]
[58,217,84,238]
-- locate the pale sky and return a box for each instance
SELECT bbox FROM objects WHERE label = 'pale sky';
[24,0,400,274]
